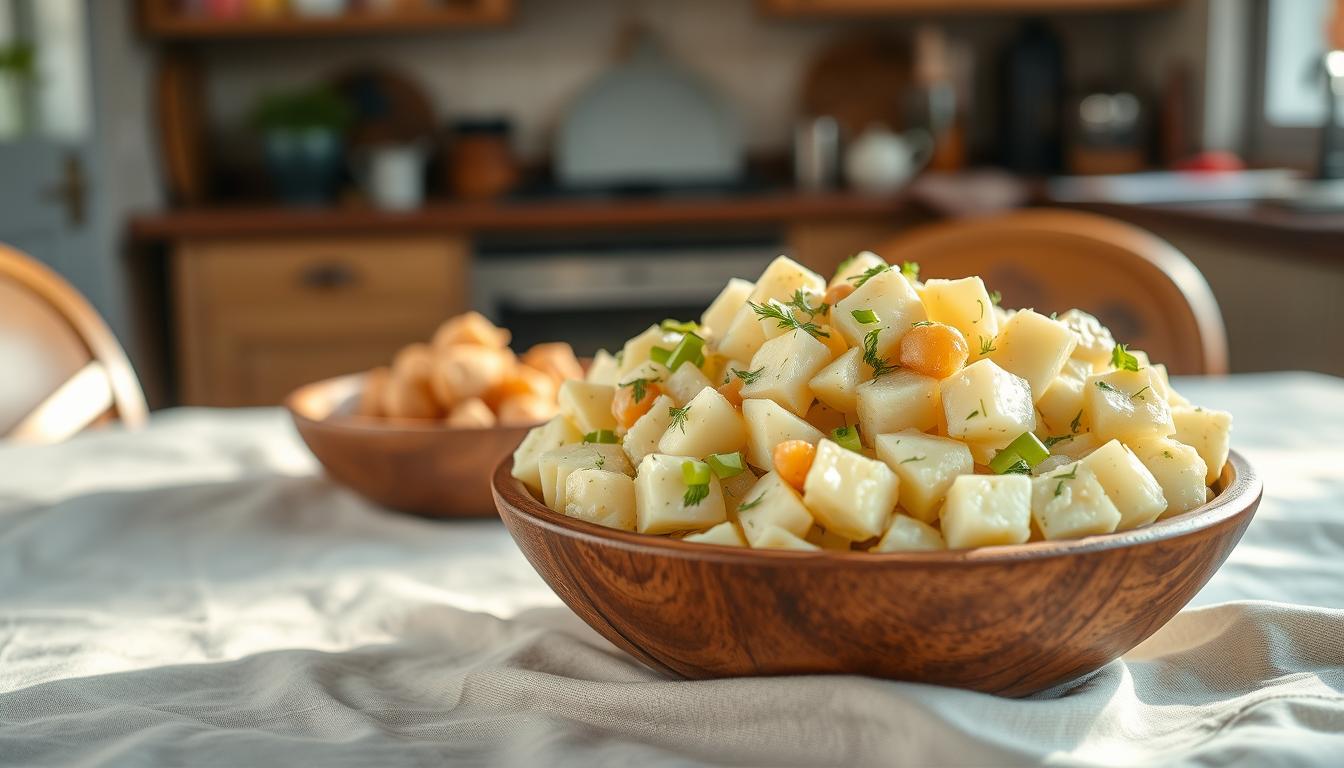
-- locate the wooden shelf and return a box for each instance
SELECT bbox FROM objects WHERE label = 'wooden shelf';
[758,0,1173,16]
[128,192,925,241]
[139,1,513,40]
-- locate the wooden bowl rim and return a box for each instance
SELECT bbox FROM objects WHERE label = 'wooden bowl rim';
[284,371,541,437]
[492,449,1261,566]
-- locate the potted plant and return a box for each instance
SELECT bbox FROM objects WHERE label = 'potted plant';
[251,86,352,205]
[0,42,35,139]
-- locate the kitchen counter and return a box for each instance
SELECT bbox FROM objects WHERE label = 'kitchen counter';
[1070,200,1344,252]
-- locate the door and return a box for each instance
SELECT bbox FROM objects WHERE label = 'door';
[0,0,102,312]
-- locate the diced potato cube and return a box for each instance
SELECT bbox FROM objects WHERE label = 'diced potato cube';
[747,255,826,305]
[739,329,832,417]
[940,474,1031,549]
[585,349,620,386]
[719,469,759,516]
[805,401,848,435]
[989,309,1078,400]
[682,521,748,547]
[1048,431,1101,460]
[1030,462,1121,540]
[833,267,927,358]
[1080,439,1166,530]
[805,525,854,551]
[737,471,815,543]
[658,387,747,459]
[829,251,886,288]
[1156,365,1190,406]
[751,525,820,551]
[622,394,676,466]
[871,514,946,552]
[558,380,617,434]
[941,359,1036,449]
[715,305,768,363]
[538,443,632,512]
[756,295,827,341]
[1171,405,1232,484]
[619,324,683,376]
[1084,368,1175,444]
[511,415,583,494]
[802,439,899,541]
[919,276,999,348]
[564,469,637,531]
[809,347,873,414]
[1035,359,1093,436]
[700,278,754,339]
[634,453,727,534]
[662,363,713,407]
[1128,436,1209,518]
[741,398,825,471]
[1056,309,1116,369]
[874,430,973,524]
[616,360,670,389]
[856,370,941,443]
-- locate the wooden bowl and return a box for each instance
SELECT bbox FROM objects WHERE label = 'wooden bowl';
[287,372,533,518]
[493,451,1261,696]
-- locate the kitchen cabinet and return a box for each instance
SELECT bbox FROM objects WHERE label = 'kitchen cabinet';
[758,0,1172,15]
[172,235,467,406]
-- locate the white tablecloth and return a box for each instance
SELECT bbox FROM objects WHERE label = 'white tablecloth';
[1,372,1341,767]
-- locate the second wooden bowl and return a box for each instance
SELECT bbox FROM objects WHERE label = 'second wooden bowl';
[287,372,534,518]
[493,451,1261,696]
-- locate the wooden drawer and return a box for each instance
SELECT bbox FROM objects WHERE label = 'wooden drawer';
[173,235,468,406]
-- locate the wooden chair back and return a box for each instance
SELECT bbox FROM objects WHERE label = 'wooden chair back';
[876,209,1228,375]
[0,243,148,443]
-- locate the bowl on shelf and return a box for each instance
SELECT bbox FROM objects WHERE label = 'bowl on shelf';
[288,372,534,518]
[492,451,1261,696]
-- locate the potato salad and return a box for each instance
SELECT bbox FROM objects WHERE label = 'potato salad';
[510,253,1233,552]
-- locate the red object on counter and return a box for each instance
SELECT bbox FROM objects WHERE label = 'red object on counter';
[1175,151,1246,173]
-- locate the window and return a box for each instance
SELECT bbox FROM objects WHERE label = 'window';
[1263,0,1333,128]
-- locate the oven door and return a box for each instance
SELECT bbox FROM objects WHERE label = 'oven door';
[473,244,780,355]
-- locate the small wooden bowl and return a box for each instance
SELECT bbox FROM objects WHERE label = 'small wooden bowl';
[287,372,534,518]
[493,451,1261,696]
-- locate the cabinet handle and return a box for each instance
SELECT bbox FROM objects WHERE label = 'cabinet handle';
[299,261,358,290]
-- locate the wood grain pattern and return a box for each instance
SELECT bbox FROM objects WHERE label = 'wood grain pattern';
[493,451,1260,697]
[172,235,467,406]
[876,209,1230,376]
[288,372,533,518]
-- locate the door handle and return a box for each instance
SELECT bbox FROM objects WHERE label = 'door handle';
[40,153,87,227]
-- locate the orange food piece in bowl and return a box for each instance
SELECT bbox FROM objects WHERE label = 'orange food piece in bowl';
[716,376,743,407]
[431,345,515,407]
[823,282,854,309]
[432,311,510,350]
[612,380,666,430]
[899,322,969,379]
[522,342,584,383]
[497,394,557,426]
[487,364,556,408]
[773,439,816,491]
[445,397,497,429]
[358,366,390,417]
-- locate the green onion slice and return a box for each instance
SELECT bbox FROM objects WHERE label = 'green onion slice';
[851,308,880,325]
[661,318,700,334]
[831,425,863,454]
[988,432,1050,474]
[583,429,617,444]
[706,452,745,479]
[682,459,711,486]
[664,332,706,372]
[649,346,671,366]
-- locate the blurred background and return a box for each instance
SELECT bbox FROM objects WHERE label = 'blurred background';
[1,0,1341,411]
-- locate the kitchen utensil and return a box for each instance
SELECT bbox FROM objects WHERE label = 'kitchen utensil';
[288,372,537,518]
[447,118,518,200]
[793,116,840,191]
[493,451,1260,696]
[356,142,428,211]
[556,34,742,189]
[844,125,932,194]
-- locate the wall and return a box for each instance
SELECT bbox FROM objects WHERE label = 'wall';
[198,0,1148,162]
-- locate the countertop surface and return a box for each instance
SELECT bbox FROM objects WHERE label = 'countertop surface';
[1,372,1341,766]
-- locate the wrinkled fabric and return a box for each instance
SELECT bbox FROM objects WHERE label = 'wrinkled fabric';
[0,372,1341,767]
